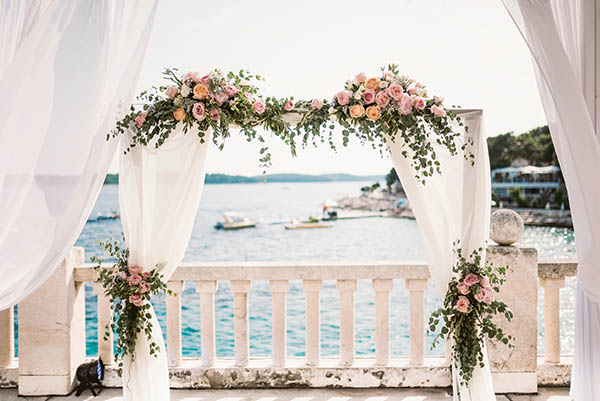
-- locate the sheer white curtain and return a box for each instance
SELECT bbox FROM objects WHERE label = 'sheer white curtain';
[0,0,159,310]
[501,1,600,399]
[119,127,211,401]
[387,110,494,400]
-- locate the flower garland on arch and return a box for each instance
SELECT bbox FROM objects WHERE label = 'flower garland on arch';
[109,64,472,182]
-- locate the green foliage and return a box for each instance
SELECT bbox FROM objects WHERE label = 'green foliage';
[428,243,514,386]
[508,187,530,208]
[386,168,399,191]
[487,126,558,170]
[91,239,174,376]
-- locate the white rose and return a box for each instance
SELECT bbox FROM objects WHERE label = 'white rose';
[181,85,191,97]
[353,91,362,100]
[416,88,426,97]
[379,81,389,89]
[328,106,336,115]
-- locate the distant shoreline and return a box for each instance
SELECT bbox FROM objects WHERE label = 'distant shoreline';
[103,173,383,185]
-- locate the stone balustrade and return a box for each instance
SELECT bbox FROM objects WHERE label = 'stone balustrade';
[0,247,578,395]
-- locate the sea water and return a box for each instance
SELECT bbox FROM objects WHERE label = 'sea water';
[20,181,577,358]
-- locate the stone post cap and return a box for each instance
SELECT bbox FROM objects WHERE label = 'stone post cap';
[490,209,524,246]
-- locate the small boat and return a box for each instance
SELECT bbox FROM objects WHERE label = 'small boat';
[215,212,258,230]
[87,211,120,222]
[284,219,333,230]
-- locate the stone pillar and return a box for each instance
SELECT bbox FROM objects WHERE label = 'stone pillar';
[0,307,14,367]
[166,280,184,367]
[540,277,565,363]
[487,209,537,393]
[197,280,218,367]
[303,279,322,366]
[18,247,86,396]
[406,278,428,366]
[373,279,393,366]
[269,280,289,367]
[230,280,251,367]
[337,279,356,366]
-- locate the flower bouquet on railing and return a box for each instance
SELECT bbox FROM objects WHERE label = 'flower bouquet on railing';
[428,243,514,386]
[91,239,174,375]
[295,64,472,183]
[109,68,297,170]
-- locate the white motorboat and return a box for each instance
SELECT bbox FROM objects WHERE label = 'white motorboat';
[215,212,258,230]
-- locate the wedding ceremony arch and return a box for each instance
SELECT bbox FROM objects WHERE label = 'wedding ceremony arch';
[1,1,599,401]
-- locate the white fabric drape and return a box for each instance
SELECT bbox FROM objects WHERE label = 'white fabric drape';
[387,110,494,400]
[0,0,159,310]
[501,1,600,399]
[119,127,211,401]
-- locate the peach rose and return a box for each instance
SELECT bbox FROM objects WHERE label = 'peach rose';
[173,107,186,121]
[387,84,404,101]
[128,265,143,275]
[193,83,209,100]
[366,105,381,121]
[284,100,294,111]
[253,100,266,114]
[129,293,144,307]
[464,273,481,287]
[192,102,206,121]
[375,91,390,108]
[365,77,380,90]
[165,86,178,98]
[457,281,470,295]
[412,96,426,110]
[210,108,220,121]
[349,104,365,118]
[336,91,351,106]
[431,105,446,117]
[140,281,151,294]
[353,72,367,84]
[456,295,470,313]
[311,98,324,110]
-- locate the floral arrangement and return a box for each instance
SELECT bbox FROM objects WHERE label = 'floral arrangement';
[428,244,514,385]
[109,68,297,170]
[91,239,173,375]
[295,64,471,183]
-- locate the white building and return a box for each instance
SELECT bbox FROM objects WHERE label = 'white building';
[491,165,562,200]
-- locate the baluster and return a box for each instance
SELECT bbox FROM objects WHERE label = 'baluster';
[373,279,393,366]
[166,281,184,366]
[197,280,218,367]
[269,280,289,367]
[230,280,251,367]
[445,335,453,364]
[0,307,14,366]
[303,280,322,366]
[406,278,428,365]
[92,282,114,365]
[540,277,565,363]
[337,279,356,366]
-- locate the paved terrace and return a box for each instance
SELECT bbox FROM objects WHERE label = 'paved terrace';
[0,387,571,401]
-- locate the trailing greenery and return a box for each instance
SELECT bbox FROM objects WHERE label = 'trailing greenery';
[91,239,174,376]
[428,244,514,386]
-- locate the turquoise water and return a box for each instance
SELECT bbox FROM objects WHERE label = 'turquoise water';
[16,182,577,358]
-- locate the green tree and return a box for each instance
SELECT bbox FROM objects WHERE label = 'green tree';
[509,187,529,208]
[488,125,558,169]
[386,168,400,192]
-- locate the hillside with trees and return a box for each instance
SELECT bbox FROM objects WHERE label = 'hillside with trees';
[487,125,557,169]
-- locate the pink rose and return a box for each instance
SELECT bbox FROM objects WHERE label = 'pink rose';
[191,72,202,83]
[456,296,470,313]
[128,265,143,275]
[166,86,178,98]
[128,274,142,286]
[399,99,413,115]
[474,290,485,303]
[225,85,238,97]
[384,72,395,81]
[192,102,206,121]
[129,293,144,307]
[362,89,375,104]
[336,91,351,106]
[210,108,220,121]
[311,98,323,110]
[253,100,266,114]
[480,277,490,288]
[431,105,446,117]
[412,96,426,110]
[375,91,390,108]
[464,273,481,287]
[457,281,470,295]
[200,75,210,84]
[354,72,367,84]
[415,82,423,88]
[482,287,495,304]
[284,100,294,112]
[140,281,151,294]
[433,96,444,104]
[183,72,194,83]
[117,271,127,280]
[134,112,147,128]
[387,84,404,101]
[214,92,229,106]
[142,272,151,279]
[408,87,418,95]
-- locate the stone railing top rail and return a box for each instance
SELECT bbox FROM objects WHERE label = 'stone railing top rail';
[74,258,578,282]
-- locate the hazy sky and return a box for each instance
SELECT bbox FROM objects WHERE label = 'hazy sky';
[112,0,547,175]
